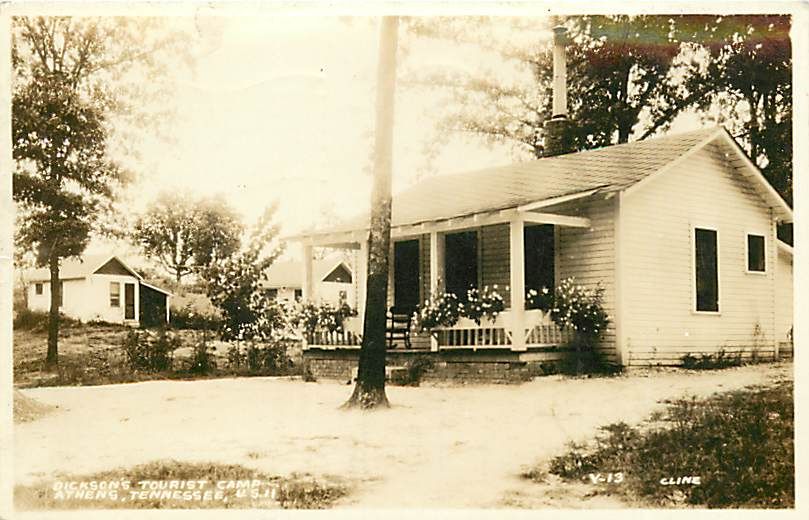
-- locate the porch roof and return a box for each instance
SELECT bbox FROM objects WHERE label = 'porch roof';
[291,126,791,242]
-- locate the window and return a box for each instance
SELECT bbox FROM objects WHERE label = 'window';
[694,228,719,312]
[35,283,43,295]
[58,281,64,307]
[524,224,555,292]
[264,288,278,299]
[110,282,120,307]
[444,230,478,301]
[294,289,303,301]
[747,234,766,273]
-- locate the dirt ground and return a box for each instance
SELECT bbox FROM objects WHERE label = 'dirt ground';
[14,362,792,508]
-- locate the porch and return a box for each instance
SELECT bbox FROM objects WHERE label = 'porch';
[292,203,593,353]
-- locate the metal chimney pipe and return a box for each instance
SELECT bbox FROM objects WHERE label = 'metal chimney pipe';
[552,26,567,118]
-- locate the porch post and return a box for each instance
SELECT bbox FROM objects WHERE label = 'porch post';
[509,217,526,351]
[429,230,445,351]
[302,244,313,302]
[358,239,369,329]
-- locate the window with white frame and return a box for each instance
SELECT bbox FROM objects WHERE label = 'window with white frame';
[746,233,766,273]
[694,227,719,313]
[110,282,121,307]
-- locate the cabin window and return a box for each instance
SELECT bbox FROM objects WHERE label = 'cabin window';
[294,289,303,301]
[747,234,766,273]
[524,224,555,293]
[110,282,121,307]
[694,227,719,312]
[35,283,43,295]
[265,288,278,299]
[444,230,478,301]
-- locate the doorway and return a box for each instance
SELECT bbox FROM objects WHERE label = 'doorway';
[393,239,420,313]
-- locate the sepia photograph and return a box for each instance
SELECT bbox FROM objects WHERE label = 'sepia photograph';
[0,1,805,517]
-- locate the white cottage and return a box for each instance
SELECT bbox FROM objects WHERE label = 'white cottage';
[259,256,355,307]
[291,125,794,369]
[26,254,171,327]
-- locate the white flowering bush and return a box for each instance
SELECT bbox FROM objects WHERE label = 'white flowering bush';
[289,301,357,334]
[550,277,609,338]
[463,286,505,325]
[414,291,462,332]
[526,286,554,311]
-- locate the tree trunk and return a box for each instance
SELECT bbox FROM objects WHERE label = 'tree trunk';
[45,254,60,367]
[343,16,399,410]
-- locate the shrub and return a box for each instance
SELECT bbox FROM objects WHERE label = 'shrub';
[392,356,435,386]
[289,301,357,334]
[550,278,610,338]
[681,349,743,370]
[414,291,461,332]
[525,286,554,311]
[463,286,505,325]
[122,328,179,373]
[170,303,222,331]
[226,340,295,375]
[13,309,80,332]
[187,332,217,375]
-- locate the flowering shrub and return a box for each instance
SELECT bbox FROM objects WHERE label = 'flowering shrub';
[289,301,357,334]
[414,291,462,332]
[550,277,610,338]
[463,286,505,325]
[526,286,554,311]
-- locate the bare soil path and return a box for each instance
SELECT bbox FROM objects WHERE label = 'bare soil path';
[15,363,791,508]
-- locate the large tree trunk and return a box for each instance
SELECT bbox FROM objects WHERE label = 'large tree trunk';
[343,16,399,410]
[45,254,60,367]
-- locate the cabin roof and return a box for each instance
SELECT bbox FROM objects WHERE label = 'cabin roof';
[293,126,792,239]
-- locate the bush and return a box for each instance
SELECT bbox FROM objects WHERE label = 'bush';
[226,340,295,375]
[393,356,434,386]
[546,381,794,508]
[525,286,554,311]
[122,328,180,373]
[187,332,217,375]
[289,301,357,334]
[462,286,505,325]
[414,291,461,332]
[681,349,743,370]
[550,278,610,337]
[170,303,222,331]
[13,309,80,332]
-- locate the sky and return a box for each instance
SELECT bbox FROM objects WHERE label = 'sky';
[93,14,707,261]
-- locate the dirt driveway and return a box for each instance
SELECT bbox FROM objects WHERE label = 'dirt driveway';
[15,363,791,508]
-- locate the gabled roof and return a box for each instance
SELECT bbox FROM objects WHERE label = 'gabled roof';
[260,256,353,289]
[295,126,792,238]
[27,255,144,283]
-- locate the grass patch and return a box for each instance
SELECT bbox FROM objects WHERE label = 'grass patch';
[536,380,793,508]
[15,460,349,510]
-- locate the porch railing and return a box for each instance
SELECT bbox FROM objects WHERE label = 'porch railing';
[434,310,569,350]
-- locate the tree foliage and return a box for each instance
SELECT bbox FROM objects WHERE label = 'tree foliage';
[134,192,244,283]
[405,15,792,203]
[12,16,191,365]
[202,204,285,342]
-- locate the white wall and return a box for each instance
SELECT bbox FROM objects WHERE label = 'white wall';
[621,142,779,365]
[317,281,354,306]
[27,274,140,325]
[775,249,793,343]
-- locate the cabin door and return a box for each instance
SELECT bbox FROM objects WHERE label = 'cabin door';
[393,239,420,313]
[124,283,136,320]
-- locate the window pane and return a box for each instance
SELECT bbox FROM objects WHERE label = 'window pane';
[695,228,718,312]
[524,224,555,292]
[110,282,120,307]
[747,234,766,272]
[444,231,478,301]
[35,283,42,295]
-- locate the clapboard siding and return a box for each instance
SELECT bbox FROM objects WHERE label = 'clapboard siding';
[775,249,793,344]
[621,142,777,365]
[480,224,511,303]
[553,197,618,362]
